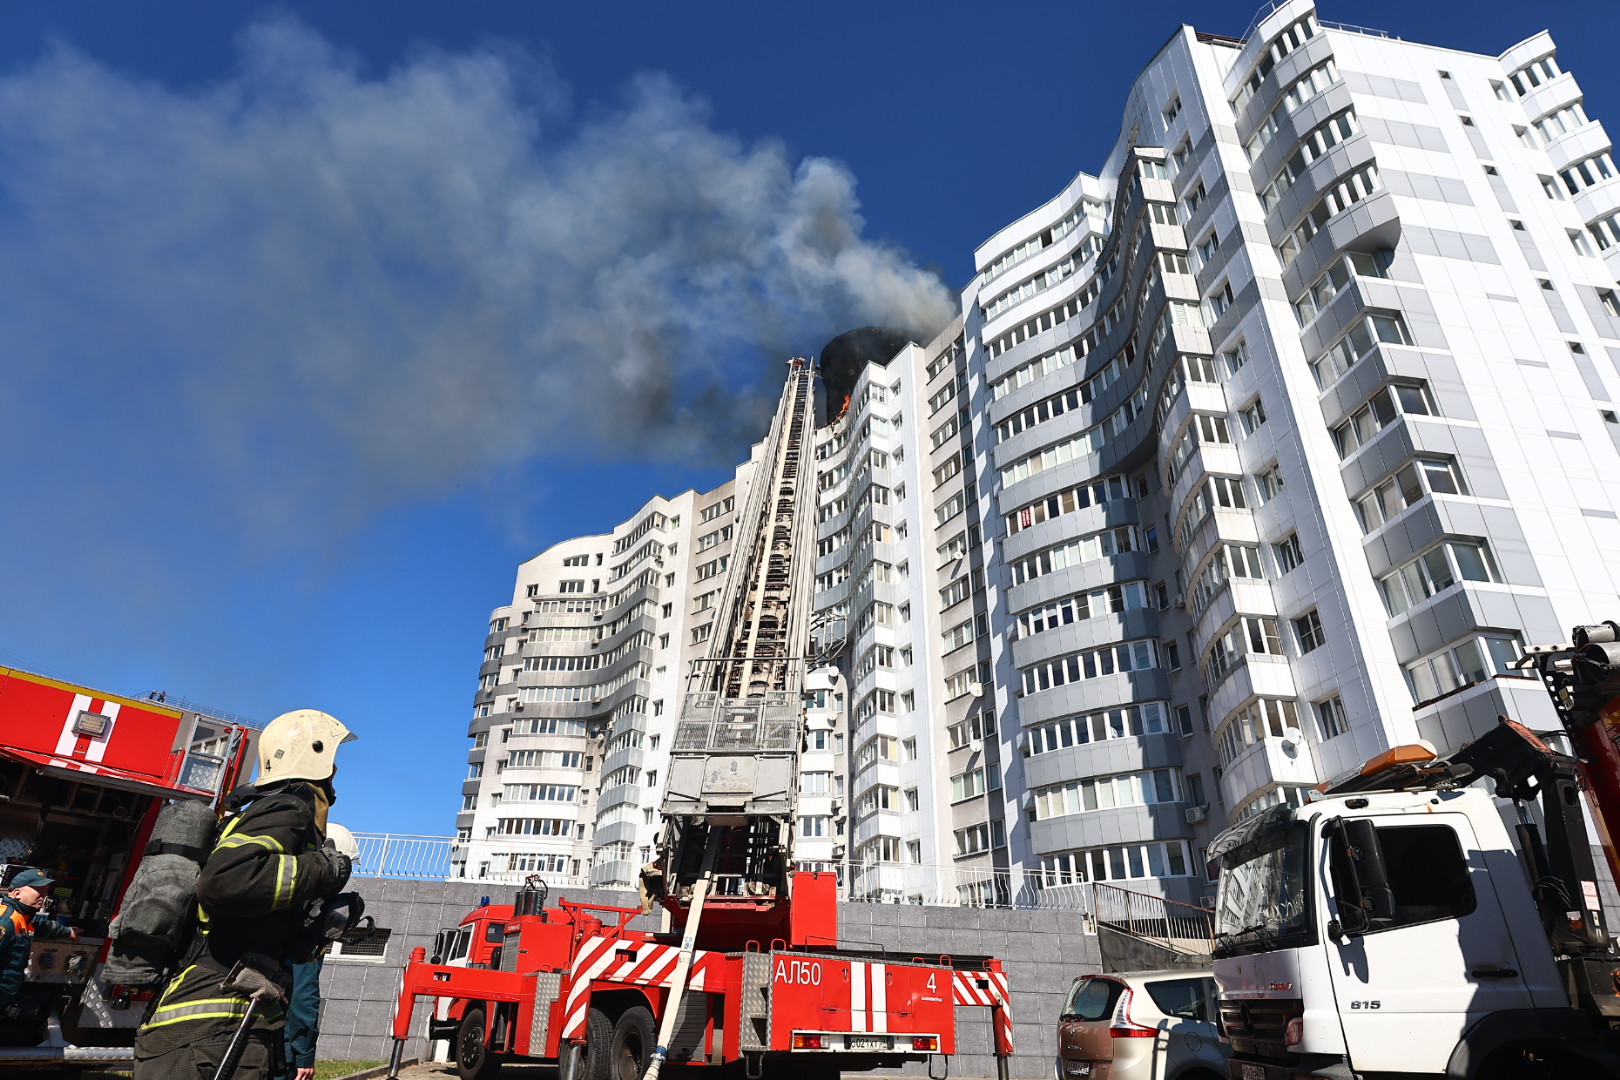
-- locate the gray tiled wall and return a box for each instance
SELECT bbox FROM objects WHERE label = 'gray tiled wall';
[317,878,1101,1079]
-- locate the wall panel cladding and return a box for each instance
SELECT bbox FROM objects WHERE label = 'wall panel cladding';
[320,878,1104,1078]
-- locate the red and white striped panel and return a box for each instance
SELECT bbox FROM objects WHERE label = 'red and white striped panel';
[847,961,888,1033]
[560,938,715,1038]
[954,968,1013,1051]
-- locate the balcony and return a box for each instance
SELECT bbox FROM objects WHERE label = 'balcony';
[1207,653,1298,727]
[1219,734,1319,811]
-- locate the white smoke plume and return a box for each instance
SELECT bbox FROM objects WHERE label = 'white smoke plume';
[0,18,953,543]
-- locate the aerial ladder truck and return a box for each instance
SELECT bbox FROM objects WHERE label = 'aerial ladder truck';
[385,358,1013,1080]
[1210,625,1620,1080]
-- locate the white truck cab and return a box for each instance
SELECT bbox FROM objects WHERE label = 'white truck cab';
[1212,729,1620,1079]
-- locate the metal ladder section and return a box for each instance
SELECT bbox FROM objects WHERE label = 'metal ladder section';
[701,359,818,699]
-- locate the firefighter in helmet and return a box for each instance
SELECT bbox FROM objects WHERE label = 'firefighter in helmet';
[133,710,357,1080]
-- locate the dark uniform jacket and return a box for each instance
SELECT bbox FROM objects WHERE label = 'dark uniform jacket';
[0,895,72,1007]
[279,958,324,1077]
[136,781,338,1055]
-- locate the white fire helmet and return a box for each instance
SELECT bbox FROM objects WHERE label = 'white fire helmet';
[257,709,356,786]
[325,822,361,864]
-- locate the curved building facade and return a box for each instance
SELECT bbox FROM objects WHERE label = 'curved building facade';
[458,3,1620,906]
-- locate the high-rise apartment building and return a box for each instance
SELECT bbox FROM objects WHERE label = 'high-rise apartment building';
[460,2,1620,906]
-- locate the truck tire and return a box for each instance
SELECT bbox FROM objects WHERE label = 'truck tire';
[577,1006,614,1080]
[611,1005,655,1080]
[456,1007,502,1080]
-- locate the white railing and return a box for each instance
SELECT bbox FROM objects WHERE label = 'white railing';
[353,835,1141,916]
[352,833,590,890]
[1091,881,1213,956]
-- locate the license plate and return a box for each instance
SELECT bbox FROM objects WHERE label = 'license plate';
[848,1035,890,1050]
[1240,1064,1266,1080]
[1064,1063,1092,1077]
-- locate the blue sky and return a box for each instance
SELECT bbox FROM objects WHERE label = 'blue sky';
[1,1,1614,836]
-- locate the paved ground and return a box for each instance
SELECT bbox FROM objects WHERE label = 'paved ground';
[396,1063,558,1080]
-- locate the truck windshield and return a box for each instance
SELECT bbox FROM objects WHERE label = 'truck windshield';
[1213,823,1312,957]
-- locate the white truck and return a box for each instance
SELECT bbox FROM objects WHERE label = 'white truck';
[1211,628,1620,1080]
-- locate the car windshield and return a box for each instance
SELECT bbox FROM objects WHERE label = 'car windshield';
[1213,822,1311,956]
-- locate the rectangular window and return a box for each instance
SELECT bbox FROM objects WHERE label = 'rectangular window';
[1019,639,1159,697]
[1314,695,1350,739]
[1404,634,1520,704]
[1275,533,1304,573]
[1294,610,1326,654]
[1022,703,1172,757]
[1333,382,1436,458]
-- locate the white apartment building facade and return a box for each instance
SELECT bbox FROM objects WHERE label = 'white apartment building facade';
[461,3,1620,906]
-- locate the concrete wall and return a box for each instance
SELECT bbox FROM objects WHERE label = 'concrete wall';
[315,878,1103,1079]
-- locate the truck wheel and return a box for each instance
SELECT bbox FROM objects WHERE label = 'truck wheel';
[611,1005,656,1080]
[456,1007,502,1080]
[577,1006,614,1080]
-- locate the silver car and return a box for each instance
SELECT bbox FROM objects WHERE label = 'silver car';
[1056,969,1228,1080]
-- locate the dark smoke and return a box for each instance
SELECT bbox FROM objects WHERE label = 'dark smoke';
[0,18,955,544]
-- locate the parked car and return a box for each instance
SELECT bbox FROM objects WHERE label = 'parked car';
[1056,969,1227,1080]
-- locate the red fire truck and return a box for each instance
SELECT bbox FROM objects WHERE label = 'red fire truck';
[0,665,256,1070]
[387,873,1013,1080]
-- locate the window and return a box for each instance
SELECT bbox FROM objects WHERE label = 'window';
[1009,526,1138,586]
[1020,640,1158,696]
[1276,165,1382,267]
[1163,641,1181,671]
[1294,610,1326,654]
[1004,475,1131,536]
[1258,110,1362,213]
[1185,182,1207,215]
[1294,252,1391,330]
[1601,290,1620,318]
[902,737,917,760]
[1310,311,1411,388]
[1356,457,1466,531]
[1033,768,1179,820]
[1039,841,1192,885]
[1204,617,1284,683]
[1186,543,1264,619]
[1257,465,1285,502]
[1353,824,1476,932]
[1239,398,1267,435]
[1176,705,1194,737]
[1379,539,1499,616]
[1533,102,1587,143]
[1592,213,1620,252]
[1199,231,1220,265]
[1163,95,1182,123]
[1315,695,1349,740]
[798,816,830,837]
[1272,533,1303,574]
[1332,382,1436,458]
[1509,54,1560,97]
[1022,703,1172,757]
[1222,339,1249,375]
[558,580,585,594]
[1015,582,1150,638]
[1571,230,1597,258]
[1216,698,1301,764]
[1405,635,1521,704]
[800,772,833,795]
[1559,152,1618,196]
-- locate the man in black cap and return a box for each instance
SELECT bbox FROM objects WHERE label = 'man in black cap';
[0,868,77,1017]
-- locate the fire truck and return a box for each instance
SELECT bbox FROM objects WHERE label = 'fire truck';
[0,665,256,1070]
[384,358,1015,1080]
[1209,625,1620,1079]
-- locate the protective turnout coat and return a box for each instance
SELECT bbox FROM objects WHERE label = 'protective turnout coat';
[0,895,72,1009]
[133,782,340,1080]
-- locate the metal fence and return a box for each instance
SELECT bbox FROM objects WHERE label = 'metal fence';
[352,833,1121,915]
[1091,881,1213,956]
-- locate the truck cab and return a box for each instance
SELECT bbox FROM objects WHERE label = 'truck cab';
[1212,731,1620,1079]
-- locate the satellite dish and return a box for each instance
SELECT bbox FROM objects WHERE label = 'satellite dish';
[1281,727,1304,752]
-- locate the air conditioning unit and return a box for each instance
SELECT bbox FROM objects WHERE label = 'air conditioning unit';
[832,845,846,858]
[1174,594,1186,609]
[1185,804,1209,824]
[590,641,599,648]
[514,701,525,712]
[830,800,843,815]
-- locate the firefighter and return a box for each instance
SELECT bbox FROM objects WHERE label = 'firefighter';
[133,710,358,1080]
[0,868,76,1018]
[276,824,360,1080]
